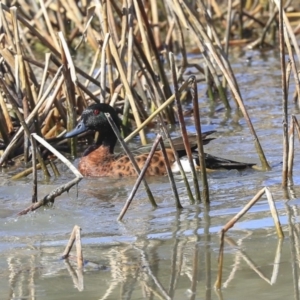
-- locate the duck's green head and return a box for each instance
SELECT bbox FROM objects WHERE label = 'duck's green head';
[64,103,121,138]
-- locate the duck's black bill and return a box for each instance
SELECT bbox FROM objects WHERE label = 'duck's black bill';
[64,119,88,138]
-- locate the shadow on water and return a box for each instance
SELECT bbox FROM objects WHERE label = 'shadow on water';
[2,51,300,299]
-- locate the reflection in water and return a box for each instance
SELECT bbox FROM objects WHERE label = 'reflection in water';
[2,51,300,299]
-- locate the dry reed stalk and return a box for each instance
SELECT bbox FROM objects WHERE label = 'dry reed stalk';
[170,52,201,202]
[132,41,174,122]
[108,35,147,145]
[124,78,191,143]
[75,226,83,269]
[157,110,195,204]
[190,1,230,108]
[177,0,269,170]
[41,109,54,136]
[136,0,173,102]
[190,76,209,202]
[265,187,284,238]
[293,115,300,141]
[158,137,182,209]
[117,135,162,221]
[84,47,101,88]
[224,0,233,56]
[271,2,300,104]
[221,188,265,232]
[62,225,84,270]
[173,17,187,81]
[133,0,153,69]
[215,229,225,290]
[216,186,283,287]
[111,0,176,124]
[39,0,60,50]
[37,53,52,101]
[105,113,156,207]
[282,25,300,105]
[11,161,51,180]
[103,2,115,98]
[49,159,60,176]
[0,66,63,166]
[278,0,289,187]
[18,133,83,215]
[0,98,10,146]
[59,32,77,157]
[0,76,50,176]
[31,136,37,203]
[288,117,295,186]
[11,7,39,162]
[122,0,134,129]
[0,92,14,134]
[99,33,110,103]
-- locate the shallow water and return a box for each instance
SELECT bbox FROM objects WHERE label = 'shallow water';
[1,50,300,299]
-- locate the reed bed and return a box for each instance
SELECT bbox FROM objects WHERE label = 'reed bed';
[1,0,296,171]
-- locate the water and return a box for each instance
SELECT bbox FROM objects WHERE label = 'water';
[1,50,300,299]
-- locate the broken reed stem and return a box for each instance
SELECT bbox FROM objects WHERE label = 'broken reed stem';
[288,117,295,186]
[265,187,284,238]
[190,75,209,203]
[30,136,37,203]
[37,53,52,101]
[75,226,83,269]
[216,187,283,289]
[32,134,82,177]
[11,161,51,180]
[17,134,83,215]
[221,187,283,235]
[222,187,265,232]
[293,115,300,141]
[18,177,81,215]
[278,0,289,187]
[156,111,195,204]
[117,134,162,221]
[59,32,77,158]
[99,33,110,103]
[62,225,83,270]
[170,52,200,203]
[273,0,300,102]
[62,225,78,259]
[215,229,225,290]
[49,160,60,176]
[117,135,162,221]
[159,138,182,210]
[105,113,157,208]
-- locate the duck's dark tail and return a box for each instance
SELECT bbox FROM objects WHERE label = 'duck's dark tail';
[200,153,255,170]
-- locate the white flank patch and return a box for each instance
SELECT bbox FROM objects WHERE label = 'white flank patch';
[171,159,198,173]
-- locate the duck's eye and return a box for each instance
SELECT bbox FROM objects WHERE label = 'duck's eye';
[93,109,100,115]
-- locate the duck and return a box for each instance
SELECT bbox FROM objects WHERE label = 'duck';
[64,103,254,177]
